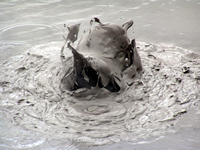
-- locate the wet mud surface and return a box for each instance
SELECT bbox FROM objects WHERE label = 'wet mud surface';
[0,41,199,146]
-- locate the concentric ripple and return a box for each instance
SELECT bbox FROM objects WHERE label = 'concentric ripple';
[0,41,199,145]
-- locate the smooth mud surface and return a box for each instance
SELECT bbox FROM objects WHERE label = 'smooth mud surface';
[0,41,199,148]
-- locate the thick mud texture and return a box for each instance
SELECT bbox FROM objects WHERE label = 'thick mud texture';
[0,41,200,145]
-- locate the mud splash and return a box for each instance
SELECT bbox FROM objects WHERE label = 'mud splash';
[0,41,200,146]
[60,19,142,95]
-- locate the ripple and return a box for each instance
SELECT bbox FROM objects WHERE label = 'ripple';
[0,42,199,145]
[0,24,53,35]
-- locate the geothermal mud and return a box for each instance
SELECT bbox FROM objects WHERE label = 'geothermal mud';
[0,41,200,146]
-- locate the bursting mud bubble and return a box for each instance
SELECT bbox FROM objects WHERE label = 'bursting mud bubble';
[60,18,142,96]
[0,19,200,146]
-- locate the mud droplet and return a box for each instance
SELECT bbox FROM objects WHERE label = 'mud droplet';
[182,66,190,73]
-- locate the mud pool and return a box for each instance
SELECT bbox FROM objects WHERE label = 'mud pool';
[0,0,200,150]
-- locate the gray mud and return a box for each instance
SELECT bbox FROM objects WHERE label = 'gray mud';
[0,41,199,146]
